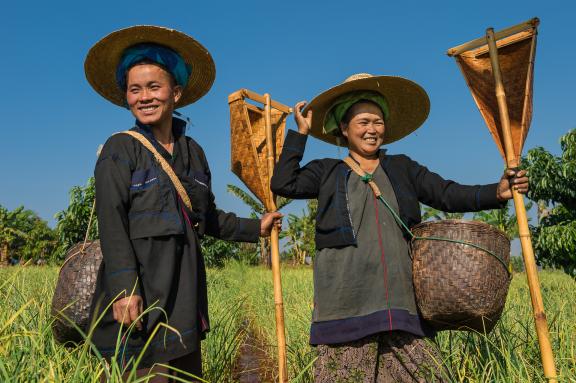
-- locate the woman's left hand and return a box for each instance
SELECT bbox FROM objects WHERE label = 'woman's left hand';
[497,168,529,201]
[260,212,283,237]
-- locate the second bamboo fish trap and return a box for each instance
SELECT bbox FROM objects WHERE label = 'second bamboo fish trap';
[411,220,511,332]
[228,89,290,211]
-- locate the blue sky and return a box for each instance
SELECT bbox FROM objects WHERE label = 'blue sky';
[1,1,574,235]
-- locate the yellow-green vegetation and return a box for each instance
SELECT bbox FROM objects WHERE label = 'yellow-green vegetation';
[0,265,574,382]
[0,267,247,382]
[220,264,576,382]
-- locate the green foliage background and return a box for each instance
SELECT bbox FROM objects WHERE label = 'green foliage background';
[522,129,576,277]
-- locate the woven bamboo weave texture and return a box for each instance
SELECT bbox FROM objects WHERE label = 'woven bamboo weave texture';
[411,220,511,332]
[455,29,537,160]
[229,98,287,210]
[51,240,102,344]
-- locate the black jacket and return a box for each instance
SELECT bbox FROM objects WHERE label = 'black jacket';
[271,130,503,250]
[95,120,259,297]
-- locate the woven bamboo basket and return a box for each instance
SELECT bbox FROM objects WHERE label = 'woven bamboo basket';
[51,240,102,344]
[411,220,511,332]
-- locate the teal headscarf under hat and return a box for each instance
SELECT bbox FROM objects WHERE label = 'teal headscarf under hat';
[116,43,192,90]
[323,91,389,136]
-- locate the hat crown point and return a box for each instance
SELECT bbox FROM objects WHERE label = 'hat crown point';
[344,73,373,83]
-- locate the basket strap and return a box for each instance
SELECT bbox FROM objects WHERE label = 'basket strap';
[121,130,193,212]
[343,157,382,197]
[58,131,193,273]
[342,157,511,275]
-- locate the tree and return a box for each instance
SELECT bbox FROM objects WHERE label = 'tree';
[227,184,292,266]
[522,129,576,277]
[200,235,241,268]
[472,202,532,240]
[282,199,317,265]
[0,206,29,265]
[20,217,57,263]
[54,177,98,262]
[420,205,465,221]
[0,205,56,265]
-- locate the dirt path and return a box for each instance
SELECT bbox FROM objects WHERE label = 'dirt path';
[234,322,276,382]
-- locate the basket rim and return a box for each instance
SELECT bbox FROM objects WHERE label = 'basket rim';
[412,219,510,241]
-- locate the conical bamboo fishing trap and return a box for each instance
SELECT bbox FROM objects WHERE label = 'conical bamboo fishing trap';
[228,89,291,211]
[447,18,538,165]
[448,18,558,383]
[228,89,292,383]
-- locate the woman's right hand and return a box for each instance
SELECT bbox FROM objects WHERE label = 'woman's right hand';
[294,101,312,135]
[113,295,144,330]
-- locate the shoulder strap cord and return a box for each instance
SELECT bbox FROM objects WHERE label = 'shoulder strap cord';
[60,131,194,270]
[121,130,193,212]
[342,157,510,276]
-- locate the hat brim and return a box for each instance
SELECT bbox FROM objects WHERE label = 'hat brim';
[303,76,430,146]
[85,25,215,108]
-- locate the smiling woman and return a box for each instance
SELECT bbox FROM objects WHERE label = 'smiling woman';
[83,25,282,381]
[270,73,529,383]
[126,63,182,131]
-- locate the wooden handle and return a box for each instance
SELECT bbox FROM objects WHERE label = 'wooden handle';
[228,88,292,114]
[264,93,288,383]
[486,28,557,383]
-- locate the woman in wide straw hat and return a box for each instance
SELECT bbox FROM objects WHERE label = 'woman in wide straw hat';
[85,25,281,380]
[271,73,528,382]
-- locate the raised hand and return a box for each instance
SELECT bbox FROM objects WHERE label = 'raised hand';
[294,101,313,135]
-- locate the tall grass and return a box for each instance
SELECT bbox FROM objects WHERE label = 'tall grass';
[224,264,575,382]
[1,265,574,382]
[218,262,315,381]
[0,266,247,382]
[435,270,576,382]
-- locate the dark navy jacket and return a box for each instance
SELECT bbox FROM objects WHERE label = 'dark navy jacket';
[271,130,503,250]
[95,120,259,298]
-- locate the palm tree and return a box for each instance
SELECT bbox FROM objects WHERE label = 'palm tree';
[281,199,317,265]
[227,184,292,266]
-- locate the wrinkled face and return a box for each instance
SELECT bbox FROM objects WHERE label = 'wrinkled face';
[340,102,386,157]
[125,64,182,127]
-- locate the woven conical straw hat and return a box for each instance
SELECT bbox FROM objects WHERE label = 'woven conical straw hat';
[304,73,430,146]
[85,25,215,108]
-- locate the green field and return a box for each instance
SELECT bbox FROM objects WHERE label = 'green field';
[0,264,574,382]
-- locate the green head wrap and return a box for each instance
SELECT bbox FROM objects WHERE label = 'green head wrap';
[323,91,389,136]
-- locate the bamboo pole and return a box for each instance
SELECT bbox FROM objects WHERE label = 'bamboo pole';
[486,28,557,383]
[264,93,288,383]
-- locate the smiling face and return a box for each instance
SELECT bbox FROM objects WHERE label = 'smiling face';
[340,101,386,158]
[125,63,182,127]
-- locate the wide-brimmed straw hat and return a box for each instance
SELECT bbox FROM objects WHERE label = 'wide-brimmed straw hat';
[85,25,215,108]
[304,73,430,146]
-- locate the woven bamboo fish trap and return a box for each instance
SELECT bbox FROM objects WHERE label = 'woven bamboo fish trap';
[448,19,538,163]
[51,240,102,344]
[228,89,290,211]
[412,220,510,332]
[229,89,292,382]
